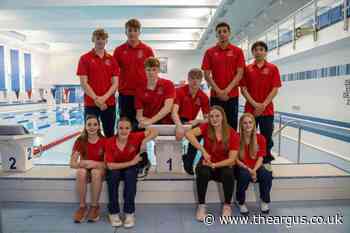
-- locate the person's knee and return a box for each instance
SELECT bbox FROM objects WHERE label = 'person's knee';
[238,169,251,183]
[258,167,273,181]
[125,167,137,179]
[221,167,234,181]
[76,168,88,180]
[196,165,211,179]
[91,168,104,180]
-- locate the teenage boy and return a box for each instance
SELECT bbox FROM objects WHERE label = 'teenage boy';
[77,28,119,137]
[202,22,245,130]
[240,41,282,163]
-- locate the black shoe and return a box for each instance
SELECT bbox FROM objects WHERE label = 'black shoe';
[182,154,194,175]
[263,155,274,164]
[137,152,151,180]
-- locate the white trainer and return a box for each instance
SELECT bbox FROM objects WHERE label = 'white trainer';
[261,201,270,214]
[239,203,249,215]
[109,214,122,227]
[124,213,136,228]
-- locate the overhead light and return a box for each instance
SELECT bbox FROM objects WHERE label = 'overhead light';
[185,8,212,18]
[0,31,26,41]
[29,42,50,50]
[279,0,283,5]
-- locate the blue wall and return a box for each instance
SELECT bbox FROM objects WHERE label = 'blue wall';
[10,49,20,92]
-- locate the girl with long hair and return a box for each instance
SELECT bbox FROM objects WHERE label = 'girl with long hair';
[236,113,273,215]
[70,114,106,223]
[185,106,238,221]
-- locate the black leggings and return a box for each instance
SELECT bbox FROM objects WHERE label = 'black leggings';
[195,161,234,204]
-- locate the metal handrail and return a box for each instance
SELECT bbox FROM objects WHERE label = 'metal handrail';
[274,118,303,163]
[273,119,299,137]
[275,116,350,165]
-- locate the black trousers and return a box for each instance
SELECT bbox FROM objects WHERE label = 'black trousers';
[210,97,239,130]
[255,116,274,163]
[84,105,116,137]
[195,161,234,204]
[118,94,138,130]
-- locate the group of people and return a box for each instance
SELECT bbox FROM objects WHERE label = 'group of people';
[72,18,281,228]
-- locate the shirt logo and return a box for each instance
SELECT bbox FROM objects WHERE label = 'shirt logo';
[138,50,144,59]
[123,50,127,54]
[105,59,111,66]
[262,68,270,75]
[214,52,219,56]
[226,50,234,57]
[157,87,164,95]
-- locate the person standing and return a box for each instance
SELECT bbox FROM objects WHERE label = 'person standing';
[202,22,245,130]
[77,28,119,137]
[114,19,155,129]
[241,41,282,163]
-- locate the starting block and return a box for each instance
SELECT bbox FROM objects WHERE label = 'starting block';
[0,125,39,172]
[150,125,192,174]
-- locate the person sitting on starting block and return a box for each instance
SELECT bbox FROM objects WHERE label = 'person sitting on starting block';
[134,57,175,178]
[171,68,210,175]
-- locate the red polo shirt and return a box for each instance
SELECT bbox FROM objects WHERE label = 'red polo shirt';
[199,123,239,163]
[113,41,154,96]
[240,133,266,169]
[135,78,175,124]
[175,84,210,121]
[77,49,120,107]
[201,43,245,98]
[105,132,146,163]
[72,138,105,162]
[241,60,282,116]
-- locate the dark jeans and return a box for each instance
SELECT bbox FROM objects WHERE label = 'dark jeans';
[107,166,138,214]
[84,105,116,137]
[255,116,274,163]
[118,94,138,130]
[210,97,239,130]
[195,161,234,204]
[236,166,273,205]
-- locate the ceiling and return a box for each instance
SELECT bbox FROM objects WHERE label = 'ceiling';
[199,0,312,49]
[0,0,312,53]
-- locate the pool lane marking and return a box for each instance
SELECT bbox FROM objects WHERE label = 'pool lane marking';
[33,131,81,155]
